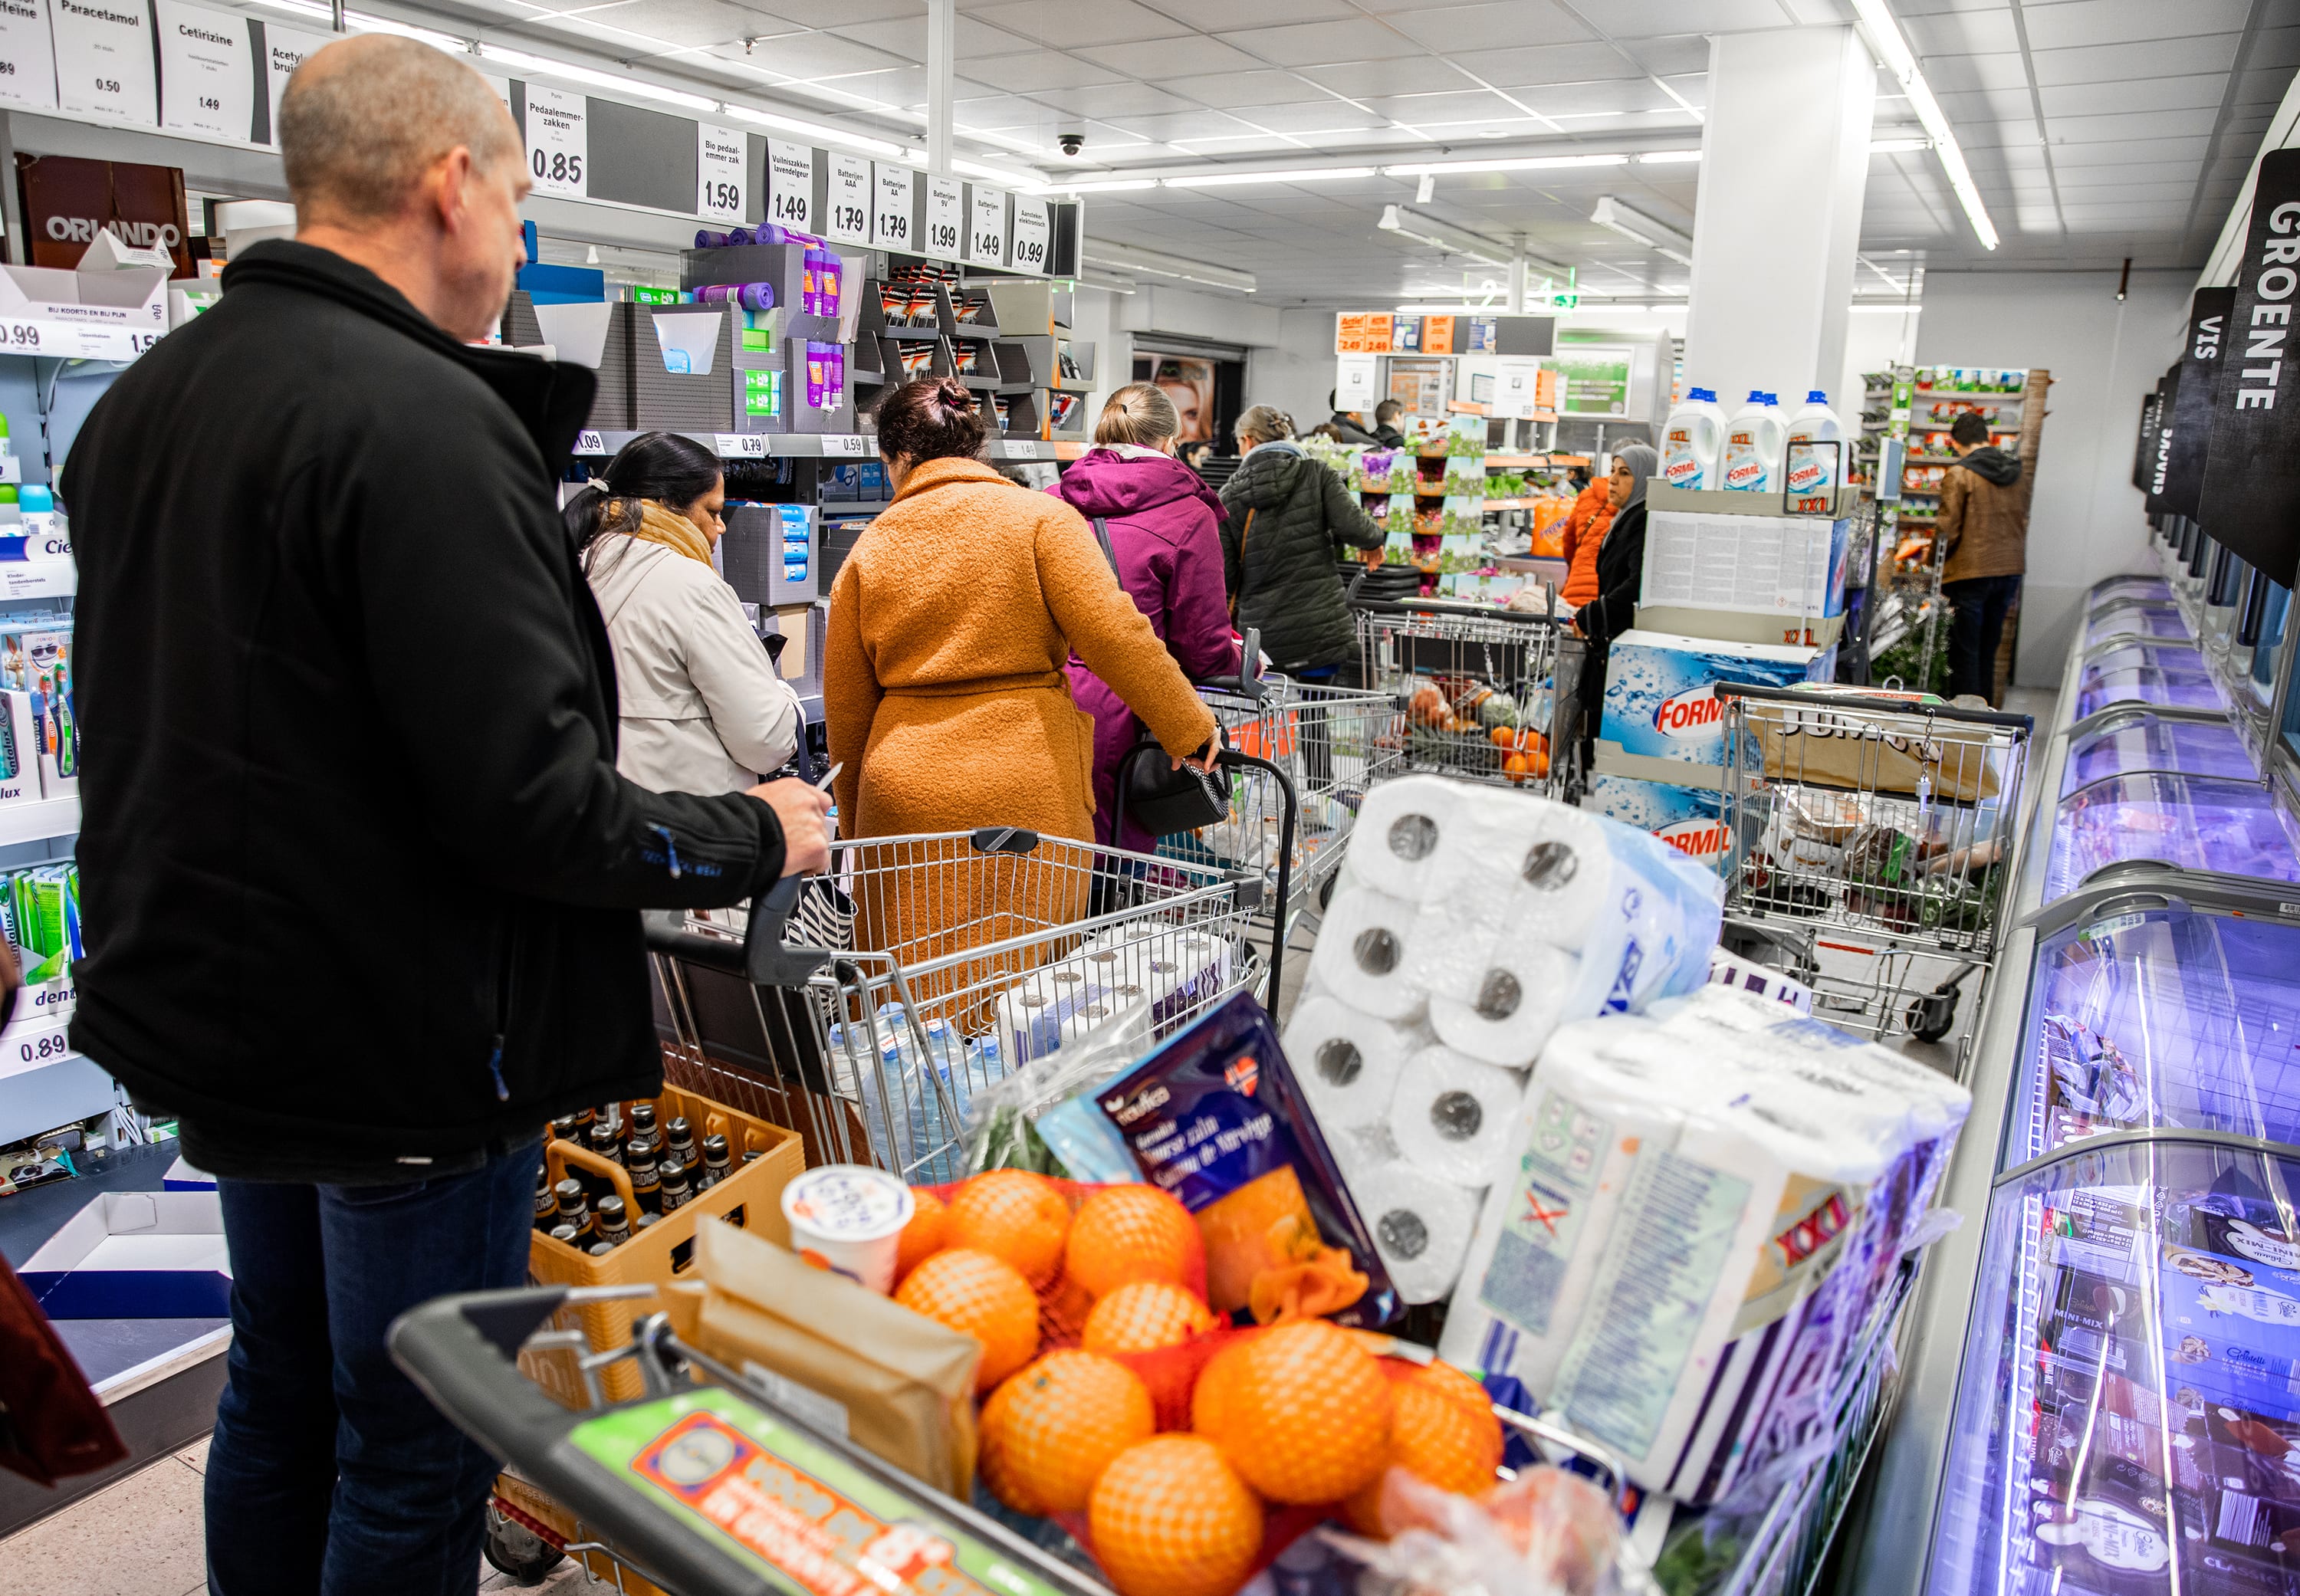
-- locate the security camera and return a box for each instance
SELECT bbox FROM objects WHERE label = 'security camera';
[1059,132,1085,157]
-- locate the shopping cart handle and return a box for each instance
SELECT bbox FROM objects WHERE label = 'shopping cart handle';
[640,875,833,990]
[1712,678,2036,731]
[1191,625,1270,702]
[389,1287,596,1465]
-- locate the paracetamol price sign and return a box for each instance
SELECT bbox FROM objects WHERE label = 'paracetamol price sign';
[2200,148,2300,583]
[523,83,587,199]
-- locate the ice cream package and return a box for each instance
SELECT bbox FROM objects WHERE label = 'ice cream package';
[1091,990,1399,1328]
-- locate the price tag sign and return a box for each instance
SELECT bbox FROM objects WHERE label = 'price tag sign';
[871,162,915,251]
[0,0,59,111]
[1010,197,1050,275]
[54,0,157,123]
[821,435,871,457]
[156,0,251,140]
[696,122,745,223]
[823,153,870,244]
[0,317,157,359]
[259,19,324,142]
[714,432,768,458]
[574,430,606,455]
[0,1014,73,1082]
[767,140,813,232]
[524,83,587,199]
[968,186,1007,267]
[1334,353,1378,412]
[924,175,962,261]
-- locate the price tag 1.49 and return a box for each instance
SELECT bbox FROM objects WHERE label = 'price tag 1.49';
[968,186,1007,267]
[767,140,813,232]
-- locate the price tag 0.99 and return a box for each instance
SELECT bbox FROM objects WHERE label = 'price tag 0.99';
[3,321,44,353]
[821,435,871,457]
[715,433,769,459]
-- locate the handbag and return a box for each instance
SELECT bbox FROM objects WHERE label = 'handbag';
[1089,516,1229,837]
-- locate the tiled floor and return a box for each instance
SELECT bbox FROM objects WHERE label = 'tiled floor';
[0,1435,601,1594]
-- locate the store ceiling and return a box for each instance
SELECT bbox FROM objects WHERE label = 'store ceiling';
[379,0,2300,303]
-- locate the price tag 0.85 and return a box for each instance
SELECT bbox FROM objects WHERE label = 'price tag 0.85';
[820,435,871,457]
[715,433,769,459]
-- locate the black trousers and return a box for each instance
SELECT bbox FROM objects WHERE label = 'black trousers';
[1944,573,2022,703]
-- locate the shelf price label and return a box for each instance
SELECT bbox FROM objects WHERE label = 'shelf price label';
[0,0,57,111]
[820,435,871,457]
[573,431,606,455]
[714,432,768,458]
[823,153,870,244]
[156,0,250,140]
[968,186,1007,267]
[696,122,746,223]
[1010,197,1050,275]
[871,162,915,250]
[0,1014,72,1082]
[524,83,587,199]
[767,140,813,232]
[925,175,961,261]
[54,0,156,123]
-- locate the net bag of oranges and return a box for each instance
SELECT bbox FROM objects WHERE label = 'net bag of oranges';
[886,1167,1525,1596]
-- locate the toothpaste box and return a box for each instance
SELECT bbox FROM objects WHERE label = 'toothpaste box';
[1586,772,1733,873]
[1599,629,1832,772]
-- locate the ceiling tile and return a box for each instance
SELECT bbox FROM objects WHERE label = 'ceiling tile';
[2046,107,2223,143]
[1920,51,2030,93]
[1365,88,1523,122]
[955,50,1125,93]
[1213,17,1414,67]
[1082,34,1266,77]
[1029,81,1198,117]
[1296,57,1468,96]
[2020,0,2256,49]
[1386,2,1598,51]
[1933,87,2036,120]
[1102,110,1264,141]
[1237,100,1392,132]
[821,14,1036,57]
[1139,0,1358,22]
[968,0,1188,48]
[951,92,1053,126]
[2246,26,2300,71]
[554,0,767,48]
[2038,72,2233,118]
[764,0,918,20]
[1903,10,2019,54]
[1469,41,1641,86]
[1560,0,1792,34]
[1151,69,1327,107]
[1514,79,1677,115]
[2029,35,2242,85]
[1614,33,1710,75]
[711,31,905,77]
[2046,135,2214,166]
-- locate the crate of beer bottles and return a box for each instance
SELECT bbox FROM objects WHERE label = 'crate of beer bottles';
[522,1081,803,1406]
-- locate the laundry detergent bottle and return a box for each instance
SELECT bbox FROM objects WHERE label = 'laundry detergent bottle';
[1722,390,1786,493]
[1784,389,1846,499]
[1661,386,1727,490]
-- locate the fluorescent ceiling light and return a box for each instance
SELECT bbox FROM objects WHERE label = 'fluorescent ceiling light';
[1382,153,1628,176]
[1161,166,1379,187]
[247,0,465,51]
[1081,241,1256,294]
[1848,0,1997,250]
[1396,302,1502,314]
[950,156,1046,192]
[1591,195,1693,266]
[1638,149,1703,165]
[1378,203,1512,268]
[1851,303,1924,312]
[1053,179,1160,194]
[1869,136,1931,154]
[720,103,907,159]
[477,44,718,112]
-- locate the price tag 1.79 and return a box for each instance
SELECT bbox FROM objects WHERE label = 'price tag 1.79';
[872,163,915,250]
[823,153,871,244]
[714,433,769,459]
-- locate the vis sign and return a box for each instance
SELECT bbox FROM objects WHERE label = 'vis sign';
[2200,148,2300,584]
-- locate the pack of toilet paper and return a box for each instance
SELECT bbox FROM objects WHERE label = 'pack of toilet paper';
[1437,986,1970,1504]
[992,923,1233,1066]
[1281,777,1726,1305]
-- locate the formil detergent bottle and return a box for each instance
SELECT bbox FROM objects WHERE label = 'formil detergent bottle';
[1722,390,1786,493]
[1661,386,1726,490]
[1784,390,1847,499]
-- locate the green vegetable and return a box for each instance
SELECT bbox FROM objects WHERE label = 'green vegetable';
[1478,693,1519,730]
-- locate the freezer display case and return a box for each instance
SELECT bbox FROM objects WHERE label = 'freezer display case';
[2079,602,2192,651]
[2045,772,2300,901]
[2076,639,2224,719]
[2064,711,2256,793]
[2088,575,2175,611]
[1924,1137,2300,1596]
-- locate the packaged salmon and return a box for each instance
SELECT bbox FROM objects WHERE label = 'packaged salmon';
[1089,992,1400,1329]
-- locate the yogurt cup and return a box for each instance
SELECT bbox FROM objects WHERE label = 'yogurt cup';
[780,1164,914,1294]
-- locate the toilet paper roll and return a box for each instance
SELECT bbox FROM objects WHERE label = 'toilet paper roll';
[1283,994,1418,1130]
[1389,1047,1525,1187]
[1307,885,1428,1021]
[1493,802,1621,954]
[1329,1119,1404,1184]
[1349,777,1471,901]
[1346,1159,1479,1304]
[1428,939,1579,1067]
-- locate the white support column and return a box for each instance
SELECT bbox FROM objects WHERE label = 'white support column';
[925,0,955,176]
[1682,27,1876,415]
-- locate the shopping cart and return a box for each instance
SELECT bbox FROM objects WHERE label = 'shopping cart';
[1711,681,2033,1058]
[1353,596,1574,799]
[646,809,1276,1190]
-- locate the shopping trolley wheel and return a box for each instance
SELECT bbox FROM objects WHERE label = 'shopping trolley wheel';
[484,1510,566,1586]
[1905,986,1958,1043]
[1318,870,1338,911]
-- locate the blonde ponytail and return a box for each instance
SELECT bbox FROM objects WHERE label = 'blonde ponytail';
[1235,405,1293,448]
[1093,382,1181,447]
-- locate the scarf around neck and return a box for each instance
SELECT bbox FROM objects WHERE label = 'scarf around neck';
[612,499,713,565]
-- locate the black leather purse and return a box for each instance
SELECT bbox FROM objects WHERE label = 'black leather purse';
[1089,516,1230,837]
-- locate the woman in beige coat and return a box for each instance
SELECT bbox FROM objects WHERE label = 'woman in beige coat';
[574,432,803,792]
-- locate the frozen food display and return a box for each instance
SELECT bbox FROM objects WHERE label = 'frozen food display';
[2044,773,2300,901]
[2078,600,2190,651]
[2075,639,2222,719]
[2062,711,2255,793]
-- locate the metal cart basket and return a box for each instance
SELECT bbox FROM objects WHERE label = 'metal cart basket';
[1354,596,1574,798]
[1712,681,2034,1059]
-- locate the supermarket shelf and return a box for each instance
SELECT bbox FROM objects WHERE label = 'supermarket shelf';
[1485,453,1546,468]
[0,1052,109,1144]
[574,429,879,460]
[1911,389,2022,404]
[1484,498,1540,511]
[821,501,893,515]
[0,793,78,846]
[0,557,75,600]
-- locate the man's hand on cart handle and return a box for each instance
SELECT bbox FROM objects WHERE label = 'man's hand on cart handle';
[749,777,834,875]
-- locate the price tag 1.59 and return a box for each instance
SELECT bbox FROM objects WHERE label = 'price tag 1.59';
[714,433,769,459]
[525,84,587,198]
[925,175,962,261]
[823,153,870,244]
[696,123,746,223]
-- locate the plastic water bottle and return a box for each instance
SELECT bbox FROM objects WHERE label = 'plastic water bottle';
[1723,391,1786,493]
[1784,390,1846,499]
[1661,386,1727,490]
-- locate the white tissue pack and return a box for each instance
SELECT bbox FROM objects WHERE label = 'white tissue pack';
[1438,984,1970,1505]
[993,923,1232,1065]
[1283,777,1724,1305]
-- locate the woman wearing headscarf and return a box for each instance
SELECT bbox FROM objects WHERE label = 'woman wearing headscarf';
[1572,442,1658,747]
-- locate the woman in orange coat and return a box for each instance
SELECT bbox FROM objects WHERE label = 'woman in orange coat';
[1557,471,1615,606]
[824,379,1221,986]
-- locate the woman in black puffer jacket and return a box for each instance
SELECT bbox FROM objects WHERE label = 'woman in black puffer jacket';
[1218,405,1385,680]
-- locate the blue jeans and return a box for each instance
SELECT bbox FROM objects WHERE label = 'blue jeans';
[1944,574,2022,704]
[205,1140,539,1596]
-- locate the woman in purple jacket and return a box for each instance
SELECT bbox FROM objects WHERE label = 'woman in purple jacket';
[1053,383,1240,852]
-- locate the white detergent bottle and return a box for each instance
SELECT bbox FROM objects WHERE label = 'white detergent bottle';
[1722,390,1786,493]
[1661,386,1726,491]
[1783,389,1846,499]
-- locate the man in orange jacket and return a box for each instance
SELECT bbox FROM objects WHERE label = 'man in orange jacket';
[1559,472,1615,605]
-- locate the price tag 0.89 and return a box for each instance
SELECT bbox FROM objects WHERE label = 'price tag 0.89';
[715,433,769,459]
[0,1016,72,1082]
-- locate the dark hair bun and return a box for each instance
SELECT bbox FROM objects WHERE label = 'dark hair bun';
[876,376,987,465]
